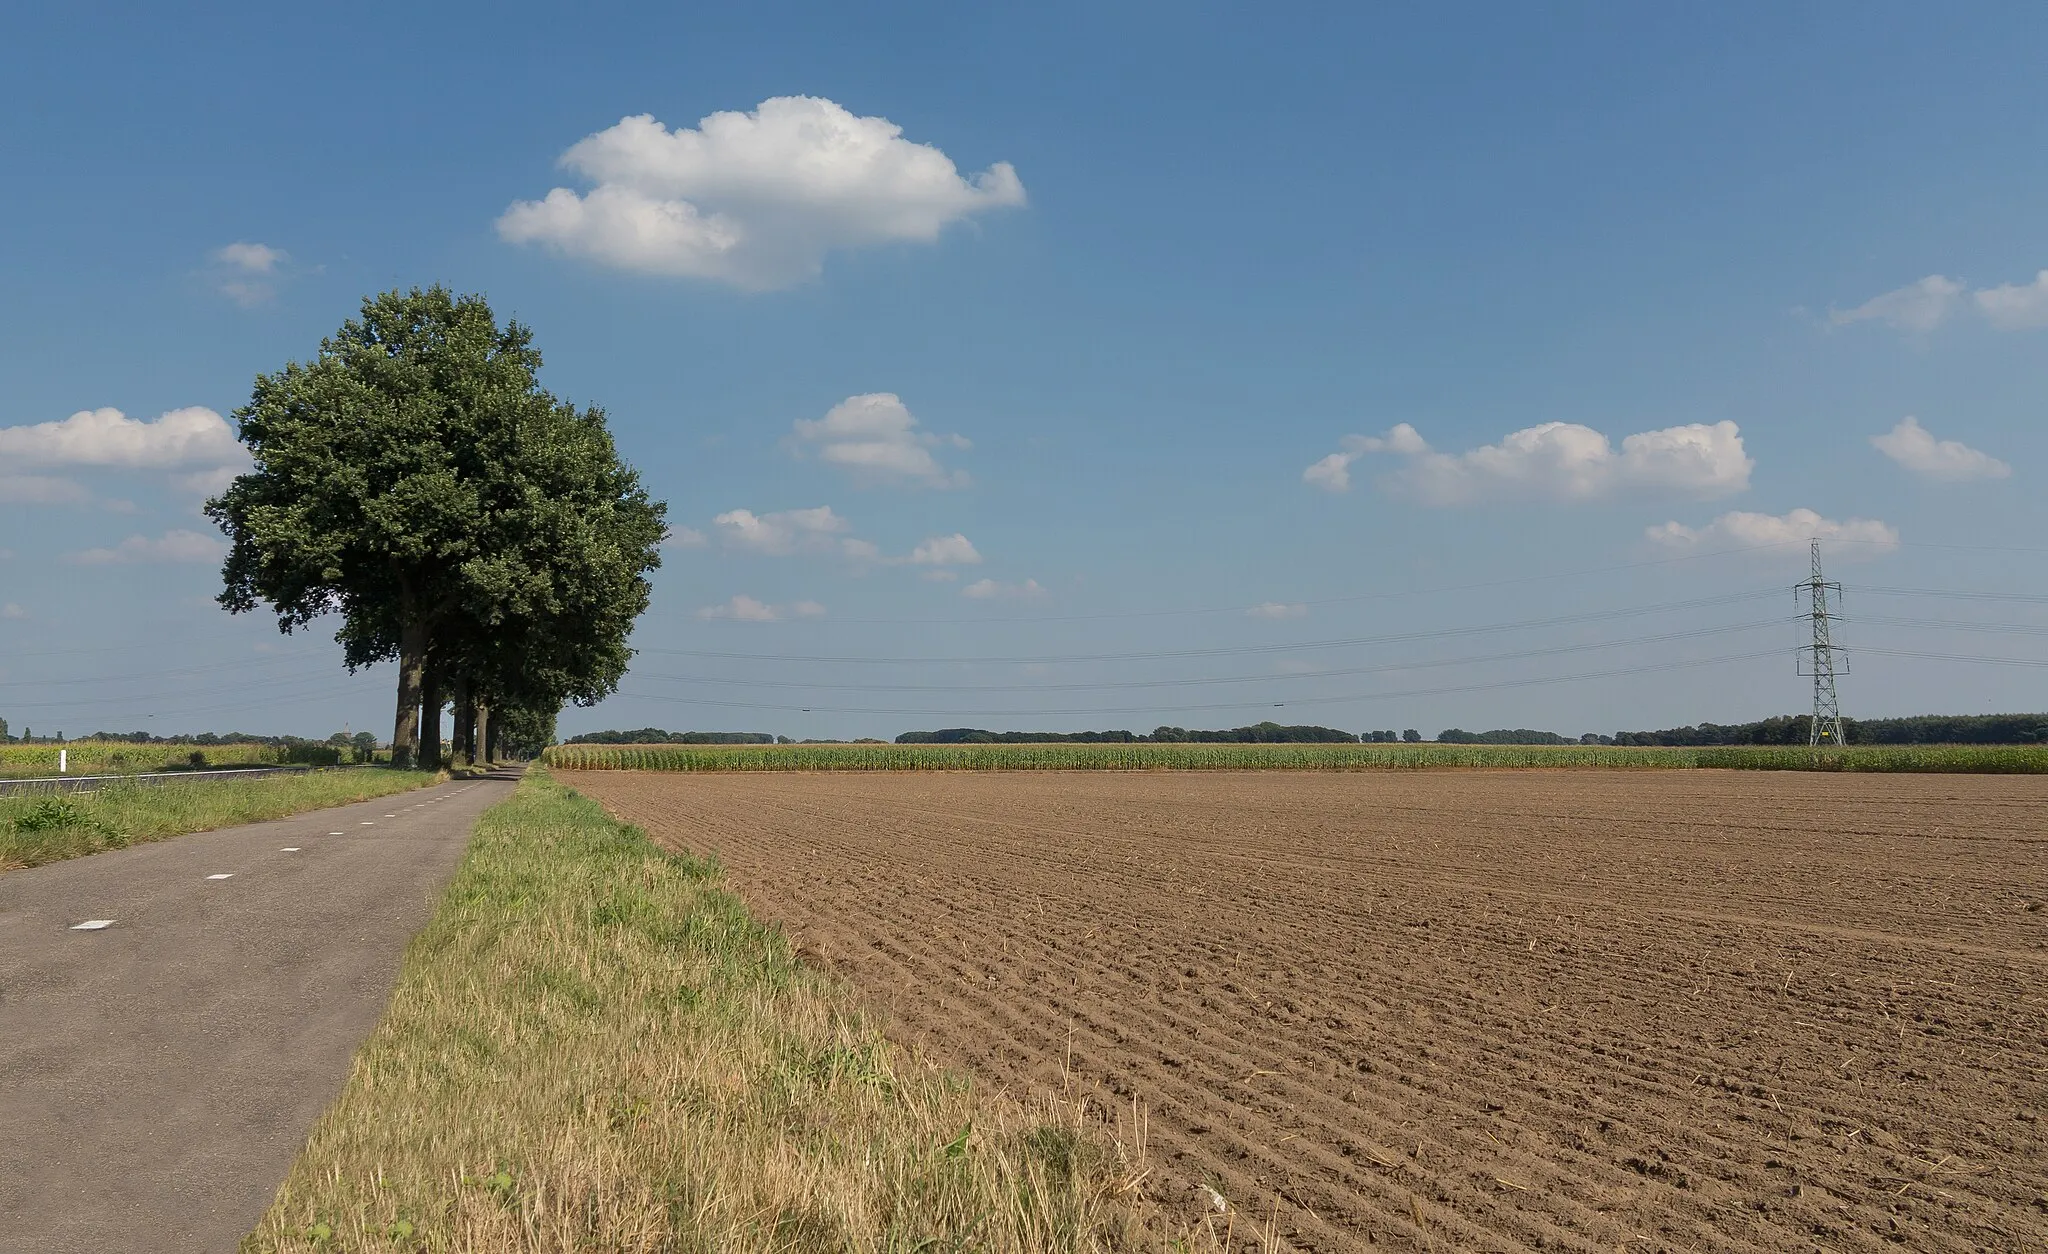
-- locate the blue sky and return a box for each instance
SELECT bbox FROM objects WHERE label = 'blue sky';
[3,2,2045,742]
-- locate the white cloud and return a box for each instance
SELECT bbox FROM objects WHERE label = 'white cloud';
[1307,420,1750,505]
[1829,275,1965,331]
[711,506,864,557]
[67,529,227,565]
[216,242,286,272]
[498,96,1027,290]
[908,532,981,566]
[664,526,709,549]
[0,407,245,470]
[695,594,825,622]
[0,603,24,620]
[1247,602,1308,619]
[1973,270,2048,330]
[1645,508,1899,556]
[1832,268,2048,333]
[789,393,970,488]
[210,242,291,306]
[962,577,1046,600]
[0,474,91,504]
[1871,417,2011,483]
[1302,424,1429,492]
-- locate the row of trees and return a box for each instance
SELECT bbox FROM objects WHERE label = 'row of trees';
[207,288,666,768]
[1611,712,2048,746]
[563,729,777,745]
[897,722,1381,744]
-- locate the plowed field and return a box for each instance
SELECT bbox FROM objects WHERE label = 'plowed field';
[560,769,2048,1253]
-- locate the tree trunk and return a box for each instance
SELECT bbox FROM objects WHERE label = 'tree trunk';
[451,674,475,766]
[420,664,443,771]
[484,711,501,764]
[476,701,492,765]
[392,615,427,769]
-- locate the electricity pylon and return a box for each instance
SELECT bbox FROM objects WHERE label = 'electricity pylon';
[1795,537,1846,747]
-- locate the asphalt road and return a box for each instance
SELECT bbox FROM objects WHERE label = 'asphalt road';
[0,769,516,1253]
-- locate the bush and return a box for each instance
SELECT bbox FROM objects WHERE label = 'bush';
[13,796,89,832]
[283,744,344,767]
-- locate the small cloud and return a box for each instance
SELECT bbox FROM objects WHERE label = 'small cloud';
[712,505,855,556]
[210,242,292,306]
[0,603,25,620]
[1645,508,1899,557]
[1247,602,1308,619]
[908,532,982,566]
[789,393,970,489]
[962,577,1046,600]
[0,407,246,470]
[1829,275,1964,332]
[1303,424,1429,493]
[67,529,226,565]
[1307,420,1751,505]
[498,96,1025,289]
[664,526,709,549]
[215,242,286,272]
[695,594,825,621]
[1871,417,2011,482]
[1973,270,2048,330]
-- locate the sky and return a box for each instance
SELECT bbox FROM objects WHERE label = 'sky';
[2,2,2046,743]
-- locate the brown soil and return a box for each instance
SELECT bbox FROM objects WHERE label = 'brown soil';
[560,769,2048,1253]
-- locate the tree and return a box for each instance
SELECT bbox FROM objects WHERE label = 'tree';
[208,287,665,767]
[1402,729,1421,743]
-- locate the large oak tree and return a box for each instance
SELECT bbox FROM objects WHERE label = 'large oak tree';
[207,287,665,767]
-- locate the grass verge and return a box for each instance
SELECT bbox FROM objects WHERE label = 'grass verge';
[544,741,2048,773]
[0,768,440,872]
[242,768,1143,1254]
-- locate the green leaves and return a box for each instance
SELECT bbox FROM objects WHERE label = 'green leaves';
[207,285,667,762]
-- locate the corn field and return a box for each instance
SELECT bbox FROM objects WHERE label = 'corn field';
[543,741,2048,773]
[0,741,281,779]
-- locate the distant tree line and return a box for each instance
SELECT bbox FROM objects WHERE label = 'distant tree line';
[1610,712,2048,746]
[564,729,777,745]
[897,722,1370,744]
[1436,728,1578,745]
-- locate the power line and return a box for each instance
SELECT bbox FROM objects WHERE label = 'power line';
[628,619,1790,694]
[612,649,1785,719]
[638,589,1785,666]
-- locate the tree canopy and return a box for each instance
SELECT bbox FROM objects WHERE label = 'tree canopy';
[207,286,665,765]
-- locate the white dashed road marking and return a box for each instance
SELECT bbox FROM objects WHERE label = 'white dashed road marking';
[71,920,115,931]
[360,822,375,826]
[281,847,300,852]
[328,831,343,836]
[205,874,234,881]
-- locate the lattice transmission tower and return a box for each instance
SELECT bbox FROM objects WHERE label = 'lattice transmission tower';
[1795,537,1846,747]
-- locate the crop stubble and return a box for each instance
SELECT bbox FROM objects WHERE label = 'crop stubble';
[561,769,2048,1252]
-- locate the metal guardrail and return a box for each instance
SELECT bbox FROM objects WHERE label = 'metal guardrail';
[0,765,319,796]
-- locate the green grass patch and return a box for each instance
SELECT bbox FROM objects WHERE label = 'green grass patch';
[243,769,1144,1254]
[543,741,2048,773]
[0,768,439,872]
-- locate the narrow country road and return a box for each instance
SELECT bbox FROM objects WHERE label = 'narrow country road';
[0,769,517,1253]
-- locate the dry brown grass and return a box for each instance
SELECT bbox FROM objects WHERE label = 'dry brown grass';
[242,769,1171,1254]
